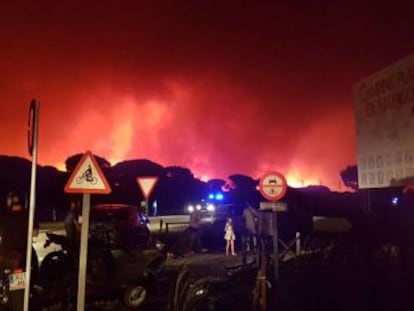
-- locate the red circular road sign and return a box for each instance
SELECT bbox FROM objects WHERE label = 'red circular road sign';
[259,171,288,201]
[27,100,36,156]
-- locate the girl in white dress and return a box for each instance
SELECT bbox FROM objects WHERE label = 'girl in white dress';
[224,217,236,256]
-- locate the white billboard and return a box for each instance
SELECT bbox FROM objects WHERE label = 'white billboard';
[353,53,414,189]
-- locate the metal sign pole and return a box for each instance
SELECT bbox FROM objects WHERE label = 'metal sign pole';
[272,210,279,283]
[366,188,371,214]
[24,100,39,311]
[257,211,263,269]
[77,193,91,311]
[63,151,111,310]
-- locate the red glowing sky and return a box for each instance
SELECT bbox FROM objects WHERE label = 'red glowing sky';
[1,1,414,190]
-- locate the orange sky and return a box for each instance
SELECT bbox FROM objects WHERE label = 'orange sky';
[1,1,414,191]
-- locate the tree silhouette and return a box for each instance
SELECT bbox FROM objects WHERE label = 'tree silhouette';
[340,165,358,191]
[207,179,226,192]
[0,153,355,221]
[65,153,111,172]
[226,174,260,213]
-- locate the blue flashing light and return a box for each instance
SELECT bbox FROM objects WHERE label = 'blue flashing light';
[215,193,224,200]
[391,197,399,206]
[208,193,215,200]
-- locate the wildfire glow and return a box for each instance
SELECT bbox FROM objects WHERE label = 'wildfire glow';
[199,175,210,182]
[0,1,410,195]
[41,82,350,192]
[285,172,322,188]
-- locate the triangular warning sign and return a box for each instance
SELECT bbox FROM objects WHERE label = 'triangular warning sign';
[137,176,158,200]
[64,151,111,194]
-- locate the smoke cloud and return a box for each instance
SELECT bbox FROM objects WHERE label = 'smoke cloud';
[1,1,414,190]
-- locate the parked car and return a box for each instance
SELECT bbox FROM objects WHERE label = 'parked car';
[89,204,151,251]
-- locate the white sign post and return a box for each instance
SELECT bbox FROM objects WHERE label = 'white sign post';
[353,53,414,188]
[24,100,40,311]
[64,151,111,311]
[258,171,288,284]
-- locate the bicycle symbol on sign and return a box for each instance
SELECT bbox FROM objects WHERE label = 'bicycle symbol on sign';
[76,165,97,185]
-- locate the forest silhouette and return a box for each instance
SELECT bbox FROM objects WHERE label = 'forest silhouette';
[0,154,408,227]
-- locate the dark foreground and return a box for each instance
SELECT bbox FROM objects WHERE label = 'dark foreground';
[82,254,414,311]
[273,261,414,311]
[33,222,414,311]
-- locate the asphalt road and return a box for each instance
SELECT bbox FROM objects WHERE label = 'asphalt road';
[32,216,252,311]
[32,216,413,311]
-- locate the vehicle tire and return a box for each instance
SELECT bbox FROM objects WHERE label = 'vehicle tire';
[123,285,147,309]
[40,251,69,281]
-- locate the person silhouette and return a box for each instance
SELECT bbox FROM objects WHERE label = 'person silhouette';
[224,217,236,256]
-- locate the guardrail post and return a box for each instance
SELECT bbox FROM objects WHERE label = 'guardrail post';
[296,232,301,256]
[159,219,163,233]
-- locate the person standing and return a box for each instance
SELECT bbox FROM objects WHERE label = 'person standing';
[64,200,81,247]
[242,203,259,253]
[168,211,202,258]
[188,211,202,253]
[224,217,236,256]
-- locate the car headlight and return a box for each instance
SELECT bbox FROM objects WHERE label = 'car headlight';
[206,204,215,212]
[196,204,202,211]
[187,205,194,213]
